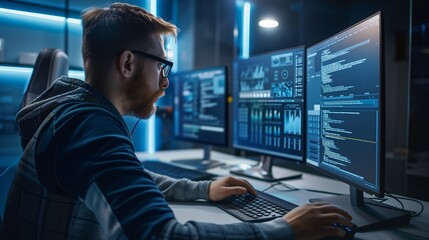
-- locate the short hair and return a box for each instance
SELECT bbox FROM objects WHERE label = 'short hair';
[81,2,177,65]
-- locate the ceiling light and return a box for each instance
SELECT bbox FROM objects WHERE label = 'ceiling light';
[259,19,279,28]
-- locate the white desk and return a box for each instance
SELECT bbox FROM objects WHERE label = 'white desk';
[137,149,429,239]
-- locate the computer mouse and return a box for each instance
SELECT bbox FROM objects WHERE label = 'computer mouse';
[322,223,357,240]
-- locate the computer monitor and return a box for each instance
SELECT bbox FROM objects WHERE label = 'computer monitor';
[306,12,410,230]
[171,66,228,170]
[232,46,305,181]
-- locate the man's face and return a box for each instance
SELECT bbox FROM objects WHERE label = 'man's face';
[124,34,169,119]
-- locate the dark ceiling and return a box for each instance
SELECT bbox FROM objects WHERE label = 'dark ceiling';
[249,0,355,54]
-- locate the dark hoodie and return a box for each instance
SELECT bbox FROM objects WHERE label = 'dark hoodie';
[2,76,292,240]
[2,77,177,239]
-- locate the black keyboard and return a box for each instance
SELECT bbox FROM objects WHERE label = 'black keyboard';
[142,160,217,181]
[213,190,298,222]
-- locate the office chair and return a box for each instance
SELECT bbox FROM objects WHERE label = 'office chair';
[0,48,69,234]
[20,48,69,108]
[19,48,69,150]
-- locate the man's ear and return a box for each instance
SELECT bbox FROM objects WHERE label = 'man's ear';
[118,50,135,79]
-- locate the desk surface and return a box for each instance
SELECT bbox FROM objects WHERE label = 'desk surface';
[137,149,429,240]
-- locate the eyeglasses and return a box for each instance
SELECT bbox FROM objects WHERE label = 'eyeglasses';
[130,50,173,78]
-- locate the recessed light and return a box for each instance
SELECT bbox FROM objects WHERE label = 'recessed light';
[259,19,279,28]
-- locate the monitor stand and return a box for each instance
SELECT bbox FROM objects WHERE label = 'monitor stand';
[171,145,225,170]
[229,155,302,182]
[310,187,412,231]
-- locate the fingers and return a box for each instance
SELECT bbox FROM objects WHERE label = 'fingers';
[310,203,354,229]
[315,203,353,221]
[284,203,354,240]
[307,202,352,220]
[223,186,248,196]
[223,177,257,195]
[242,179,257,195]
[319,213,354,228]
[238,179,256,195]
[209,177,257,201]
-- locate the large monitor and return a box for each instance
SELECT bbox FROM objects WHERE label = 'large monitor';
[306,12,410,230]
[172,66,228,170]
[232,46,305,181]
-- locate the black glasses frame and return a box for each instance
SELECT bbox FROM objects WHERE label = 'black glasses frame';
[130,50,173,78]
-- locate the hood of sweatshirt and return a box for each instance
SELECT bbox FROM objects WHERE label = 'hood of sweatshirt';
[16,76,120,149]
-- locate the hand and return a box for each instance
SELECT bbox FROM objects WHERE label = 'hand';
[208,176,257,201]
[283,202,353,240]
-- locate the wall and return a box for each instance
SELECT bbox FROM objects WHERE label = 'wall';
[157,0,236,152]
[0,0,154,168]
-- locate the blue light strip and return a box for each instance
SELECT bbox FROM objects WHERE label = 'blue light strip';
[66,18,82,25]
[242,2,251,58]
[0,66,86,95]
[0,66,86,78]
[0,66,33,73]
[0,66,33,91]
[150,0,157,16]
[147,0,157,154]
[0,7,81,25]
[170,41,178,73]
[170,0,178,73]
[68,70,85,80]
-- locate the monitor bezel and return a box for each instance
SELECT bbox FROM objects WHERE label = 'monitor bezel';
[232,45,306,163]
[305,12,385,198]
[172,65,229,147]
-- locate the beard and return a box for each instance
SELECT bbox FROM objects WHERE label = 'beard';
[123,72,162,119]
[129,100,156,119]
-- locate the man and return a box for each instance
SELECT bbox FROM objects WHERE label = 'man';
[2,3,353,239]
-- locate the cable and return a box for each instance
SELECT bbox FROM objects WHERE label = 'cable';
[260,182,281,192]
[276,182,300,191]
[386,193,425,217]
[131,118,141,136]
[255,181,425,218]
[364,200,411,212]
[260,182,298,192]
[363,192,424,218]
[261,181,344,195]
[272,182,299,192]
[281,182,344,195]
[386,192,405,210]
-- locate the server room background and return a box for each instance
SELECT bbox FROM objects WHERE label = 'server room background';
[0,0,428,201]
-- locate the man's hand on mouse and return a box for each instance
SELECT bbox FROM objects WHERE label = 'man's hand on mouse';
[283,202,353,240]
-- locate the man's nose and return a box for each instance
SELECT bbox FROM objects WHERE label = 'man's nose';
[160,77,169,89]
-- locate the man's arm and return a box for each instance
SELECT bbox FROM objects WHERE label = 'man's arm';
[146,170,257,201]
[145,171,296,239]
[159,218,294,240]
[145,170,211,201]
[45,107,351,239]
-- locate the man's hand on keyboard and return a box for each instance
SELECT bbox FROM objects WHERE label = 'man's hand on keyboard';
[283,202,353,240]
[208,176,257,201]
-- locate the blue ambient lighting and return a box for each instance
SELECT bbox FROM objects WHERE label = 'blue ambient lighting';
[242,2,251,58]
[147,0,157,154]
[68,70,85,80]
[0,7,81,25]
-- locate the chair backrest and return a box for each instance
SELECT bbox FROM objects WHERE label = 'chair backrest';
[0,48,68,233]
[20,48,69,108]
